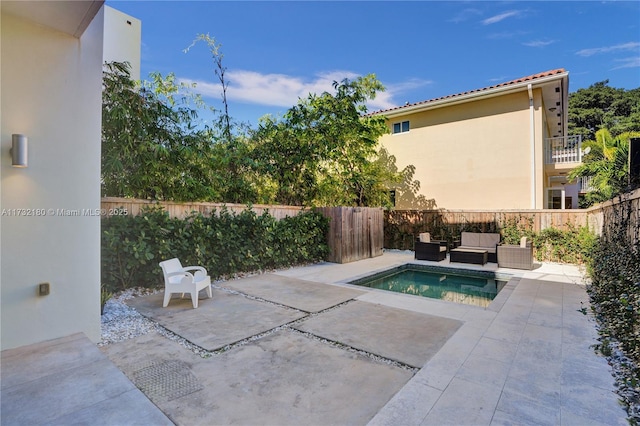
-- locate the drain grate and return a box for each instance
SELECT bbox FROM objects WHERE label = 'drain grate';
[132,359,203,401]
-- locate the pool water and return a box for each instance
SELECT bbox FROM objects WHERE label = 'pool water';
[349,265,510,308]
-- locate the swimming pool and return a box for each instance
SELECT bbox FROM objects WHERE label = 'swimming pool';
[349,264,512,308]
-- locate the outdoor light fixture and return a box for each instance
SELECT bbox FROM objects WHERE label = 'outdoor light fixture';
[11,134,27,167]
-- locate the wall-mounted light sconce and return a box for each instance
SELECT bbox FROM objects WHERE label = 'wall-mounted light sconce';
[11,134,28,167]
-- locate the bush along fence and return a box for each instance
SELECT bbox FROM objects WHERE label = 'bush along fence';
[384,209,598,264]
[101,205,329,293]
[586,189,640,417]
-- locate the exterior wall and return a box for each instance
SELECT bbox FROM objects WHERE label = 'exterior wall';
[381,91,542,210]
[0,10,104,349]
[103,5,141,80]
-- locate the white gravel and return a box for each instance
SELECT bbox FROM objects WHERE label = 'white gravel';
[99,288,161,346]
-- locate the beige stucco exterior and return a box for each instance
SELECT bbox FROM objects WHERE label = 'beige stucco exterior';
[103,5,142,80]
[377,70,581,210]
[1,2,140,351]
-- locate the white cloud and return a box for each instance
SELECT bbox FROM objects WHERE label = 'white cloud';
[481,10,522,25]
[488,75,509,83]
[611,56,640,70]
[181,70,359,108]
[522,39,555,48]
[576,42,640,57]
[180,70,432,113]
[486,30,528,40]
[449,8,482,24]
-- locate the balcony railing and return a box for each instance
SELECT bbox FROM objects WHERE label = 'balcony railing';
[578,176,595,193]
[544,135,583,164]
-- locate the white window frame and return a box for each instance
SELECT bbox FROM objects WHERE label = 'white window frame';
[392,120,410,134]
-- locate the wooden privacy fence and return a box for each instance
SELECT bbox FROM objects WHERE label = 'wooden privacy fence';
[385,209,598,250]
[316,207,384,264]
[595,187,640,246]
[385,190,640,250]
[101,197,305,220]
[101,198,385,264]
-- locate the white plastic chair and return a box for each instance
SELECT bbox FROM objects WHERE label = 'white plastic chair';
[159,258,212,308]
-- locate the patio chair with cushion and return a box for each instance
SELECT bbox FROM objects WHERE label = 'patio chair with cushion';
[497,237,534,270]
[159,258,212,308]
[414,232,447,261]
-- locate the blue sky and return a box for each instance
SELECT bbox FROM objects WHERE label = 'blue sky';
[107,1,640,127]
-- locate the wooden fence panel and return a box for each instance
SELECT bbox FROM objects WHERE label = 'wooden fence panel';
[597,188,640,246]
[316,207,383,263]
[101,197,305,220]
[385,209,594,250]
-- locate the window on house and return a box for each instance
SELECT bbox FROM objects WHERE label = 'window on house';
[393,120,410,134]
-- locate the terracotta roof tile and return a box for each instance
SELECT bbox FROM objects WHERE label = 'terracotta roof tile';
[371,68,566,116]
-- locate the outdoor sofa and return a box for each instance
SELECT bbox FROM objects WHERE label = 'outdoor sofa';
[451,231,501,263]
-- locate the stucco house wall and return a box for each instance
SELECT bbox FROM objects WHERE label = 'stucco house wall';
[103,5,142,80]
[376,69,579,210]
[380,89,549,209]
[1,8,104,350]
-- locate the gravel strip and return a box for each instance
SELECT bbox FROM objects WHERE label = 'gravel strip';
[99,288,161,346]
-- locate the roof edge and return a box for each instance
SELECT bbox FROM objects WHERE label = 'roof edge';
[372,69,568,118]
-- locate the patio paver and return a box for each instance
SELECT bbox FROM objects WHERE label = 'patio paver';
[294,300,462,368]
[102,326,414,425]
[125,288,307,351]
[220,273,365,312]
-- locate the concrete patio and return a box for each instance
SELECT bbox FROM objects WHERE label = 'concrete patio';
[1,251,627,425]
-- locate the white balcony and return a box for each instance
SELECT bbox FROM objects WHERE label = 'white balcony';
[578,176,595,193]
[544,135,583,164]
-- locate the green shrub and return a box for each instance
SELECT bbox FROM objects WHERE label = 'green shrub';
[532,224,597,264]
[585,193,640,420]
[588,203,640,364]
[101,206,329,293]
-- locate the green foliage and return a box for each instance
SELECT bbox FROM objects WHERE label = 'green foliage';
[101,207,329,293]
[250,75,394,207]
[568,129,640,207]
[569,80,640,141]
[101,61,221,201]
[100,284,113,315]
[532,225,597,264]
[102,52,416,208]
[587,194,640,409]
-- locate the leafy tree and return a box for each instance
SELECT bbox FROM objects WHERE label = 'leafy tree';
[568,129,640,206]
[101,61,220,201]
[569,80,640,141]
[250,75,392,206]
[184,34,257,203]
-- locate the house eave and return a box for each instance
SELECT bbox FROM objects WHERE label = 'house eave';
[376,71,569,119]
[1,0,104,38]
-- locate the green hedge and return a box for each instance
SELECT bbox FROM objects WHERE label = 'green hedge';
[101,206,329,292]
[588,197,640,364]
[500,218,597,265]
[585,195,640,421]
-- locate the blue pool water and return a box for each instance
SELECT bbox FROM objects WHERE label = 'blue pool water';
[349,265,511,308]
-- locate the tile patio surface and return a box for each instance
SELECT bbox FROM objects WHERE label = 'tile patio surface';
[1,251,628,425]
